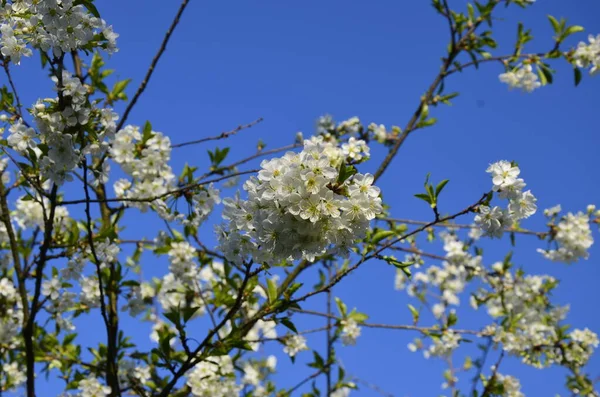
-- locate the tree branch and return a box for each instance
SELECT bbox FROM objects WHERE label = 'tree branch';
[116,0,191,131]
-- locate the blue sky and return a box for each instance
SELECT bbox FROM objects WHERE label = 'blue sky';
[9,0,600,395]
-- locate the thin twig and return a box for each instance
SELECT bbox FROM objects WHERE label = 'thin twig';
[116,0,191,131]
[381,217,547,238]
[172,118,264,148]
[288,367,330,394]
[352,376,395,397]
[1,55,24,117]
[372,3,499,181]
[290,308,484,336]
[58,168,258,206]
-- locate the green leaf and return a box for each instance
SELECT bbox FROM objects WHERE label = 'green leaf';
[348,311,368,323]
[467,3,475,20]
[574,68,582,86]
[408,304,419,324]
[435,179,449,197]
[309,351,325,369]
[182,306,201,323]
[74,0,101,18]
[164,310,180,326]
[563,25,584,38]
[418,117,437,128]
[371,230,395,244]
[547,15,560,34]
[266,278,278,303]
[414,193,432,205]
[537,65,553,85]
[447,311,458,327]
[381,256,412,278]
[111,79,131,96]
[280,318,298,334]
[335,297,347,317]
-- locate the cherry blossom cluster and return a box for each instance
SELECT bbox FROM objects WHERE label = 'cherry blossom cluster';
[111,125,220,226]
[474,264,566,367]
[499,64,541,93]
[139,241,224,317]
[6,70,94,184]
[217,136,382,265]
[111,125,175,211]
[396,232,483,320]
[566,328,600,367]
[421,330,461,359]
[473,262,598,370]
[13,192,71,232]
[485,373,524,397]
[185,356,240,397]
[574,34,600,75]
[316,115,395,144]
[538,206,595,263]
[75,377,112,397]
[475,161,537,238]
[0,0,118,65]
[0,277,22,349]
[241,356,277,397]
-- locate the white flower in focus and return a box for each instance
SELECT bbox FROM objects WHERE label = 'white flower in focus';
[574,34,600,75]
[508,190,537,220]
[0,26,32,64]
[499,64,541,93]
[340,319,361,346]
[283,335,308,357]
[474,206,510,238]
[538,211,594,263]
[41,277,61,300]
[342,137,370,161]
[77,377,111,397]
[487,160,520,191]
[7,121,37,153]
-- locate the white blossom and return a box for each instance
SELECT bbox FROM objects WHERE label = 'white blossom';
[574,34,600,75]
[283,334,308,357]
[217,136,382,266]
[538,211,594,263]
[499,64,541,93]
[340,319,361,346]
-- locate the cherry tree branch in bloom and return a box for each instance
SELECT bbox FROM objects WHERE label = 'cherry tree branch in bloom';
[156,262,255,397]
[58,168,258,205]
[289,192,490,306]
[0,0,597,396]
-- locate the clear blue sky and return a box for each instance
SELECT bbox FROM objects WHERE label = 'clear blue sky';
[10,1,600,395]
